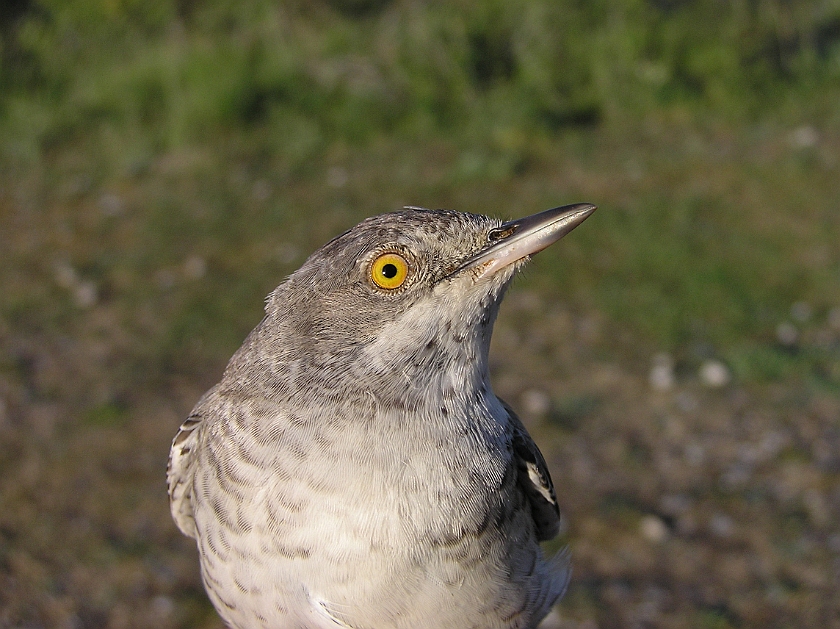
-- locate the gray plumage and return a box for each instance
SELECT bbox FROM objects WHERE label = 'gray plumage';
[168,204,595,629]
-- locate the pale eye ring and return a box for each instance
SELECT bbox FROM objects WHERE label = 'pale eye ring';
[369,252,409,290]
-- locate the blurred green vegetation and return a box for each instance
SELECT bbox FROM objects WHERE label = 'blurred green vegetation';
[4,0,840,159]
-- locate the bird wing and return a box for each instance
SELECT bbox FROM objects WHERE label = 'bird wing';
[167,387,218,539]
[501,399,562,541]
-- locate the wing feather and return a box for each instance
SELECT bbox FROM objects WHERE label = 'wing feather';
[167,387,219,538]
[501,399,562,541]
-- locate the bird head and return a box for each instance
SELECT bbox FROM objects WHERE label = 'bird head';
[253,204,595,405]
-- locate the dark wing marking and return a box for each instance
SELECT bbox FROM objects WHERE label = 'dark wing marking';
[501,399,562,541]
[167,386,220,538]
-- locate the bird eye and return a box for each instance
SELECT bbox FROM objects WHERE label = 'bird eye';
[369,252,409,290]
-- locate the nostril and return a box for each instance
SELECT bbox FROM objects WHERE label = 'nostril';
[488,225,516,242]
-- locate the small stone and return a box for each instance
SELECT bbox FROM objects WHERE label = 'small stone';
[649,353,675,391]
[776,322,798,346]
[521,389,551,416]
[759,431,787,459]
[699,360,730,388]
[184,255,207,280]
[98,192,124,216]
[73,280,98,308]
[55,261,98,307]
[640,515,669,543]
[789,125,819,149]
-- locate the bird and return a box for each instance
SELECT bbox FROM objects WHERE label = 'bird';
[167,202,596,629]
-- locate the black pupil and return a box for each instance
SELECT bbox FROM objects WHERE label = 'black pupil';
[381,263,398,279]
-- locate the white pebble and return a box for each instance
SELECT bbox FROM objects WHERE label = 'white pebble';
[183,255,207,280]
[640,515,669,543]
[73,280,98,308]
[98,192,124,216]
[789,125,819,149]
[759,431,787,459]
[521,389,551,416]
[699,360,730,388]
[649,353,675,391]
[776,322,798,346]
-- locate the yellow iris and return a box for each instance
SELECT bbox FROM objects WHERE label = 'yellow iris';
[370,252,409,290]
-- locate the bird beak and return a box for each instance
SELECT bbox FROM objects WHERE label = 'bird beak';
[453,203,596,280]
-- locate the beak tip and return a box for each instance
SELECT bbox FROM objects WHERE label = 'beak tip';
[451,202,597,280]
